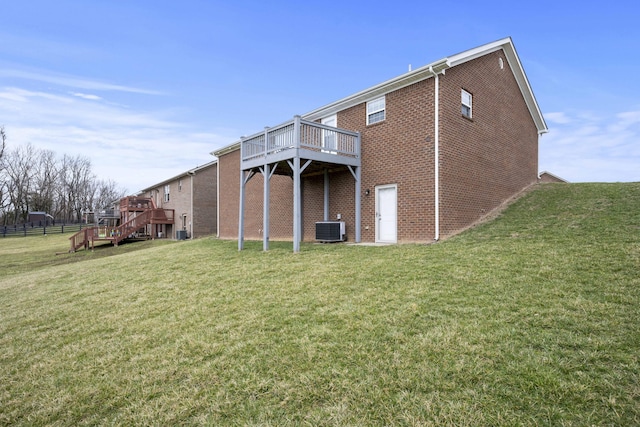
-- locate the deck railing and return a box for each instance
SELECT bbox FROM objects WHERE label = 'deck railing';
[68,208,175,251]
[69,228,91,252]
[241,116,360,164]
[150,208,174,223]
[120,196,156,211]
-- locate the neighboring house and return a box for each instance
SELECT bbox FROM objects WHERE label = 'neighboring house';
[538,171,568,183]
[27,211,54,226]
[213,37,548,251]
[138,160,218,239]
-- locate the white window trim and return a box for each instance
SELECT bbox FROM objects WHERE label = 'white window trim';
[461,89,472,119]
[366,96,386,125]
[164,184,170,202]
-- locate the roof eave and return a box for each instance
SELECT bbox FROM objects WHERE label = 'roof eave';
[214,37,548,153]
[137,159,218,194]
[447,37,548,134]
[212,141,241,157]
[303,58,450,122]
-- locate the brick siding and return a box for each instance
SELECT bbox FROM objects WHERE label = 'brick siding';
[142,162,218,239]
[438,51,538,236]
[217,48,539,244]
[192,163,218,237]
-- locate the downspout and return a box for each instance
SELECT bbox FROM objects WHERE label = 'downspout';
[216,161,220,238]
[430,66,441,241]
[189,172,194,239]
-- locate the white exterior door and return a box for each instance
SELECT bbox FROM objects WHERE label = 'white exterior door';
[376,184,397,243]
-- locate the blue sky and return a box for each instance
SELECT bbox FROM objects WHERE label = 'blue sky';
[1,0,638,193]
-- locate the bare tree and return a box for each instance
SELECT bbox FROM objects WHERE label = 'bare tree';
[0,127,8,222]
[0,130,128,225]
[94,179,127,210]
[30,149,59,214]
[0,126,5,163]
[59,154,93,222]
[3,143,37,223]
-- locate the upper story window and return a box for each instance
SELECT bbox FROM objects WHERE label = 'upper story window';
[178,180,182,192]
[367,96,386,125]
[461,89,472,119]
[164,184,170,202]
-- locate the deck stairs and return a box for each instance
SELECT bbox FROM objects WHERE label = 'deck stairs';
[69,197,174,252]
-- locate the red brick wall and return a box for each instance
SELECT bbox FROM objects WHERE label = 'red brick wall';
[438,51,539,236]
[140,163,217,239]
[217,148,294,240]
[192,163,218,237]
[337,78,436,242]
[217,149,241,239]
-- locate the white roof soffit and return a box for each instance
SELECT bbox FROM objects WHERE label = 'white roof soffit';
[212,141,240,157]
[138,159,218,193]
[214,37,548,155]
[305,37,547,134]
[448,37,548,134]
[303,58,450,121]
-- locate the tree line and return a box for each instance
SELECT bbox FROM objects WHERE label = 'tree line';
[0,126,127,225]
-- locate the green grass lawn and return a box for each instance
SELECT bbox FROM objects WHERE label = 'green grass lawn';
[1,183,638,426]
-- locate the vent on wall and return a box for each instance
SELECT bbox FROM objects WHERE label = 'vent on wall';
[315,221,345,242]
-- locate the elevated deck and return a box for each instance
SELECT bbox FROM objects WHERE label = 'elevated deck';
[239,115,362,252]
[241,116,360,173]
[69,196,174,252]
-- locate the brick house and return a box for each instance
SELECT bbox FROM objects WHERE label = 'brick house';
[213,37,547,251]
[138,160,218,239]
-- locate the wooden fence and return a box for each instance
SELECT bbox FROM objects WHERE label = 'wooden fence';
[1,223,92,238]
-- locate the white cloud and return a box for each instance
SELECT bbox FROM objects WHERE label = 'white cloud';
[0,86,236,193]
[608,110,640,133]
[0,68,163,95]
[71,92,102,101]
[545,112,571,124]
[540,110,640,182]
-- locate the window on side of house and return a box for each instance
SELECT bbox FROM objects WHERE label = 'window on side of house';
[367,96,386,125]
[178,180,182,192]
[164,184,170,202]
[461,89,472,119]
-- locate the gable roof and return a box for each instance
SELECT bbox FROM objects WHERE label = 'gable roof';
[538,171,569,183]
[213,37,547,157]
[448,37,547,134]
[304,37,547,134]
[137,159,218,194]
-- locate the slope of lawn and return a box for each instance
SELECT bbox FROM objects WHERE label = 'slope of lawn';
[0,182,638,426]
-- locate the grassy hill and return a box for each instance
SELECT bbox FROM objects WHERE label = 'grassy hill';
[1,183,638,426]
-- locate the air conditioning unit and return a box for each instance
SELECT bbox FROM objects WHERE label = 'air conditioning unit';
[176,230,188,240]
[315,221,345,242]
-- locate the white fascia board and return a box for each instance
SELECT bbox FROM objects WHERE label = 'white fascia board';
[449,37,548,134]
[305,37,548,134]
[214,37,547,155]
[446,38,509,67]
[190,159,218,174]
[303,59,450,122]
[137,160,218,194]
[538,171,568,182]
[212,141,241,157]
